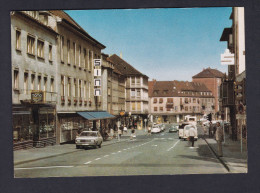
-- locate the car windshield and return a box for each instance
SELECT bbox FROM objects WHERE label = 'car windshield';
[80,132,97,137]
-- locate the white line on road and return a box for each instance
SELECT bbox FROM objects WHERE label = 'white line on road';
[95,158,101,160]
[112,152,116,154]
[167,140,180,152]
[84,161,92,165]
[118,151,121,153]
[14,165,74,170]
[104,155,109,157]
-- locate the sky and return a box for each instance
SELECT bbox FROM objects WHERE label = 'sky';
[66,8,232,81]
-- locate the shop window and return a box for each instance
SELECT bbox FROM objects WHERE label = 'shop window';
[37,39,44,58]
[27,35,35,55]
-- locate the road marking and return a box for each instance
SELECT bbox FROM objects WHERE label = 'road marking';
[95,158,101,160]
[112,152,116,154]
[104,155,109,157]
[84,161,92,165]
[167,140,180,152]
[123,149,127,150]
[118,151,121,153]
[14,165,74,170]
[152,145,158,147]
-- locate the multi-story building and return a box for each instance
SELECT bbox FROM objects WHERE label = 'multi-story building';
[11,11,59,149]
[108,54,149,129]
[148,80,215,123]
[220,7,246,141]
[192,67,225,116]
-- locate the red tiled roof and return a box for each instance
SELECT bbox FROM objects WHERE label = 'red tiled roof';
[192,68,225,79]
[108,54,148,78]
[149,80,213,98]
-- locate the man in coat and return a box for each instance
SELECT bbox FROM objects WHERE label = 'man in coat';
[215,122,224,157]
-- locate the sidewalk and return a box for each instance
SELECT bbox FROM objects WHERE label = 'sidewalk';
[14,129,147,166]
[204,136,248,173]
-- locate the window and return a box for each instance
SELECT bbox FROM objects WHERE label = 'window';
[153,98,157,103]
[60,36,64,62]
[108,87,111,96]
[79,80,82,98]
[185,106,188,111]
[131,77,135,85]
[16,30,21,50]
[83,49,86,68]
[78,46,81,67]
[136,77,140,84]
[167,108,171,111]
[137,102,141,110]
[136,89,141,97]
[37,40,44,58]
[160,107,163,111]
[159,98,163,103]
[73,42,76,65]
[131,89,135,97]
[43,77,47,91]
[154,107,158,112]
[74,78,77,97]
[49,44,52,61]
[24,73,28,94]
[88,82,91,100]
[193,98,196,103]
[27,35,35,55]
[132,102,136,111]
[61,76,65,96]
[14,70,19,89]
[37,75,41,90]
[67,40,70,64]
[167,98,173,103]
[84,81,87,99]
[68,77,71,97]
[50,78,54,92]
[88,50,91,70]
[31,74,35,90]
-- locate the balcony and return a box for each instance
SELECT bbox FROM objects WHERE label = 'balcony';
[73,97,78,105]
[61,96,65,105]
[79,97,83,106]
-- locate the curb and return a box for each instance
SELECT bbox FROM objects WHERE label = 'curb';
[14,138,130,166]
[204,138,230,172]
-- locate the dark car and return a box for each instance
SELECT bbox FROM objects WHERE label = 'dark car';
[169,125,178,133]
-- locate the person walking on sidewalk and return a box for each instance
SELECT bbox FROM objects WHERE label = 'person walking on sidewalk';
[118,126,122,141]
[215,122,224,157]
[188,126,196,147]
[208,121,214,138]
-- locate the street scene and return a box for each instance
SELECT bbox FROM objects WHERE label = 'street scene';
[11,7,247,178]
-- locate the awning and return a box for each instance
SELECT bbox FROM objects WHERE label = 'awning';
[77,111,115,121]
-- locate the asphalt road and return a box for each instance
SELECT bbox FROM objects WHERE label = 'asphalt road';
[14,125,227,178]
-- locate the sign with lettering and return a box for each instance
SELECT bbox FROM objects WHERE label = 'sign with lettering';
[94,79,101,86]
[221,49,234,65]
[94,59,101,66]
[94,69,101,76]
[31,91,44,103]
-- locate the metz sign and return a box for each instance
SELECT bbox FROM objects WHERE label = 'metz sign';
[31,91,44,103]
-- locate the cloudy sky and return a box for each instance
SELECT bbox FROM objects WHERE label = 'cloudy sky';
[66,7,232,81]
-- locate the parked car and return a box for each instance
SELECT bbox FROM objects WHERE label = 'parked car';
[183,125,198,140]
[178,122,190,139]
[158,124,165,132]
[75,131,103,149]
[169,125,178,133]
[151,126,161,134]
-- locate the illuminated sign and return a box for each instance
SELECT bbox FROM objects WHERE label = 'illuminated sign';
[31,90,44,103]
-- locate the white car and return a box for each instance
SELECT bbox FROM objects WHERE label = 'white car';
[75,131,103,149]
[182,125,198,140]
[151,126,161,134]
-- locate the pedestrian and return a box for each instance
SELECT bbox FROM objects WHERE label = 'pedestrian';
[208,121,213,138]
[123,125,128,134]
[130,127,135,140]
[188,126,196,147]
[215,122,224,157]
[147,126,151,136]
[118,127,122,141]
[203,124,207,137]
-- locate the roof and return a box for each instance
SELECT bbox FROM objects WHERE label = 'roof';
[192,68,225,79]
[149,80,213,98]
[49,10,106,49]
[220,28,232,42]
[108,54,148,78]
[77,111,115,121]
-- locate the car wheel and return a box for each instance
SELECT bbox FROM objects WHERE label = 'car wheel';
[98,143,102,148]
[76,145,80,149]
[179,137,181,139]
